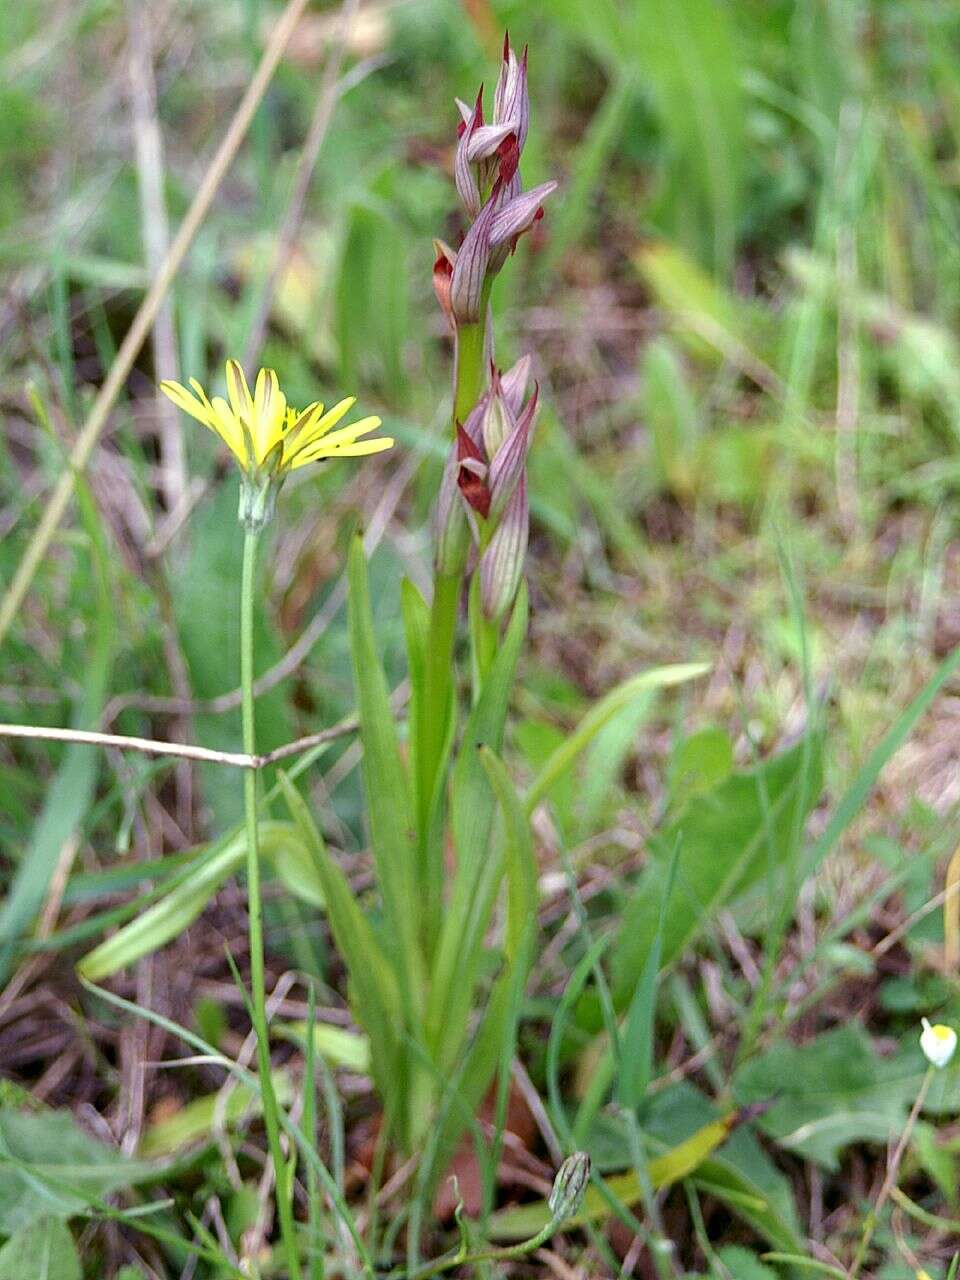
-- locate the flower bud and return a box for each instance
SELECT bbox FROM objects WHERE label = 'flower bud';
[433,239,457,329]
[500,353,533,415]
[494,34,529,154]
[548,1152,591,1222]
[454,89,483,218]
[436,398,486,572]
[449,180,557,325]
[449,193,498,324]
[486,383,537,526]
[480,474,528,620]
[455,422,491,518]
[481,368,512,457]
[920,1017,957,1068]
[435,462,471,574]
[488,181,558,249]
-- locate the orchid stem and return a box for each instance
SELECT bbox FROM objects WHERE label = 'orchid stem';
[240,527,302,1280]
[420,315,487,942]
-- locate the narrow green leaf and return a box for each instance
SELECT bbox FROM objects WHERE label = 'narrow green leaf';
[802,641,960,877]
[543,73,639,270]
[487,1112,740,1240]
[636,0,745,272]
[420,747,538,1199]
[277,771,403,1124]
[0,465,114,983]
[643,337,703,497]
[401,576,430,832]
[347,537,423,1015]
[525,663,709,815]
[425,586,528,1071]
[138,1074,293,1159]
[618,846,680,1109]
[77,823,303,981]
[479,747,537,963]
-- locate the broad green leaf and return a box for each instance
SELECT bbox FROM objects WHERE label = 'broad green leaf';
[613,733,823,1003]
[712,1246,776,1280]
[426,587,528,1072]
[525,663,709,815]
[346,536,423,1015]
[0,1107,150,1233]
[77,823,305,981]
[335,199,410,400]
[270,826,326,909]
[643,1083,802,1252]
[669,727,734,804]
[697,424,776,506]
[733,1025,911,1169]
[0,1217,80,1280]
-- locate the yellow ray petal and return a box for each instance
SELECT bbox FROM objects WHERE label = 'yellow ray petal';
[210,396,250,467]
[330,437,395,457]
[284,413,381,466]
[225,360,253,428]
[159,380,214,428]
[305,396,357,440]
[311,415,384,452]
[252,367,286,463]
[289,433,394,469]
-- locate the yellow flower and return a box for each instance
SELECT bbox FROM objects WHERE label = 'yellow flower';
[160,359,393,477]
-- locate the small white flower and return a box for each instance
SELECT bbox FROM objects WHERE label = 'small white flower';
[920,1017,957,1068]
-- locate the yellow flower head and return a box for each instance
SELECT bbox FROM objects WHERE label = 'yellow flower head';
[160,360,393,477]
[160,361,394,529]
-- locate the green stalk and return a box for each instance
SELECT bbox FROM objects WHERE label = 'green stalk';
[454,319,486,424]
[419,314,488,946]
[240,527,303,1280]
[408,1215,565,1280]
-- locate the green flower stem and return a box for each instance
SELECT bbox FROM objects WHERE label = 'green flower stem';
[241,526,303,1280]
[453,319,486,424]
[408,1215,564,1280]
[847,1063,934,1278]
[419,313,488,947]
